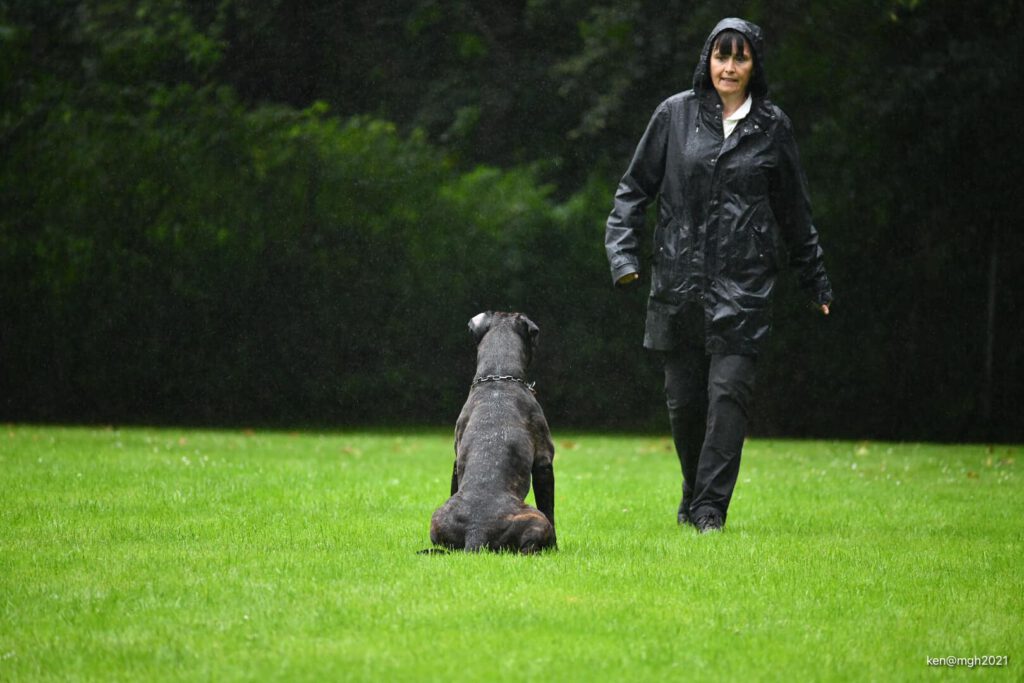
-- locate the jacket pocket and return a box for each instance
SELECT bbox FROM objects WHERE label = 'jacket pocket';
[750,225,771,263]
[651,220,665,265]
[735,208,778,272]
[651,218,692,299]
[752,223,783,273]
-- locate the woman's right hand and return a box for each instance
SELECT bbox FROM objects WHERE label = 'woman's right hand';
[616,272,639,286]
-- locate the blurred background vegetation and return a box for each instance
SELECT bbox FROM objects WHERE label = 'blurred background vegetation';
[2,0,1021,440]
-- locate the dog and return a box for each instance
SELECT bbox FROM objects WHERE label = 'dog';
[427,311,556,554]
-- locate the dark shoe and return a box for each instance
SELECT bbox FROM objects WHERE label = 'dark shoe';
[677,499,695,527]
[694,510,724,534]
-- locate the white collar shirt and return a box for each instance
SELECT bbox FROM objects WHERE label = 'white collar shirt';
[722,94,753,139]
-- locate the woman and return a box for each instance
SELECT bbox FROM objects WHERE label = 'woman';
[604,18,833,533]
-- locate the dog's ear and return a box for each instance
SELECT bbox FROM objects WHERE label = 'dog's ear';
[468,311,493,343]
[515,314,540,353]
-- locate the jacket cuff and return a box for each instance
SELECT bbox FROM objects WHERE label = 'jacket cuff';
[814,283,834,306]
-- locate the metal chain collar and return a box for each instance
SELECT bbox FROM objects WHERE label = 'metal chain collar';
[471,375,537,395]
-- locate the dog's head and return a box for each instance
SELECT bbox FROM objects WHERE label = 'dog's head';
[468,311,540,359]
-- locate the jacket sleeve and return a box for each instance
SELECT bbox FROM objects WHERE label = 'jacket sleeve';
[604,101,670,285]
[769,115,834,306]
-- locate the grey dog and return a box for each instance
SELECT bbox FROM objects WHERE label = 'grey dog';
[428,311,556,553]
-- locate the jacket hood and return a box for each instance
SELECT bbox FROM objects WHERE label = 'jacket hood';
[692,17,768,98]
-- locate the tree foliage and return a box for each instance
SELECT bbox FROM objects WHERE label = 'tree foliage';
[1,0,1021,440]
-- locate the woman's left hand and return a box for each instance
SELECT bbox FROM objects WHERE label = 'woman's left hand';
[819,303,830,316]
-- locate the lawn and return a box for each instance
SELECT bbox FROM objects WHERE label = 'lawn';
[1,426,1020,681]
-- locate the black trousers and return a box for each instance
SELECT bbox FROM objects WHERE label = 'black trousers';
[662,347,757,522]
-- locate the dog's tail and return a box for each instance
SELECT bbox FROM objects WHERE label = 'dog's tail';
[417,547,451,555]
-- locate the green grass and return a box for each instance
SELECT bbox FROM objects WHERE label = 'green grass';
[1,426,1020,681]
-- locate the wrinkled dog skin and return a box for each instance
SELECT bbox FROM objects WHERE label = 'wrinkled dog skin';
[428,312,556,554]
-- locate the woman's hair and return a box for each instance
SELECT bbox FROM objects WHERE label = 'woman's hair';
[711,29,753,61]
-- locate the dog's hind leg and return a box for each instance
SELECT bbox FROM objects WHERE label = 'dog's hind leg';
[518,516,554,554]
[429,504,466,550]
[495,508,555,554]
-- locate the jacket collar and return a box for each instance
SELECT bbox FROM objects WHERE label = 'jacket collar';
[696,90,776,142]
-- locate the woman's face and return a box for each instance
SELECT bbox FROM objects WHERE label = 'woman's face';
[710,37,753,99]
